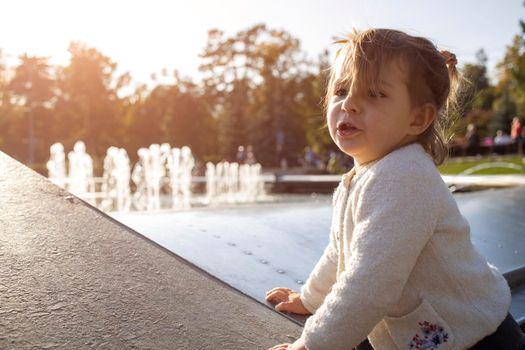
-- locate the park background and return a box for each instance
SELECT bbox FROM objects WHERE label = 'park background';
[0,0,524,176]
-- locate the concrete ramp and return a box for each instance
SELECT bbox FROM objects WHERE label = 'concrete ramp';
[0,152,301,349]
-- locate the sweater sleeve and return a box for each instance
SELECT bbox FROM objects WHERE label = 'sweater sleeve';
[300,238,338,313]
[300,181,344,313]
[302,160,441,350]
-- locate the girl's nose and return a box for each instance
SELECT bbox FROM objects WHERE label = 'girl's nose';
[342,92,360,114]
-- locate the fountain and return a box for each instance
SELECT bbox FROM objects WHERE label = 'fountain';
[204,161,265,205]
[67,141,95,205]
[100,147,132,212]
[47,141,266,212]
[130,143,196,211]
[146,143,163,211]
[179,146,195,209]
[46,142,67,188]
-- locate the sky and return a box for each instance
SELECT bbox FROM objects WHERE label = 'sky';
[0,0,523,89]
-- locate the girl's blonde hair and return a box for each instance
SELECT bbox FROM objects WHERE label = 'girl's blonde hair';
[325,28,459,165]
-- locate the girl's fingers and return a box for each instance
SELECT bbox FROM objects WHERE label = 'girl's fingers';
[269,343,291,350]
[266,290,291,303]
[266,287,293,296]
[275,301,294,312]
[266,289,287,300]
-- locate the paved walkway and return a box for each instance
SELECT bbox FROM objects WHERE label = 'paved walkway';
[270,173,525,187]
[442,174,525,187]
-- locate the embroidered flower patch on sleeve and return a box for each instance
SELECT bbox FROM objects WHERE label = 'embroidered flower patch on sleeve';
[408,321,449,350]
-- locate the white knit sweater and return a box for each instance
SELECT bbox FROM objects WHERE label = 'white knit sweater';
[300,143,511,350]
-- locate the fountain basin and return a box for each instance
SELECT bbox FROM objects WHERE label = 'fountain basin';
[113,187,525,326]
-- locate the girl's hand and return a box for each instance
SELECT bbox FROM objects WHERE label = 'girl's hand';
[268,338,308,350]
[265,287,311,315]
[268,343,291,350]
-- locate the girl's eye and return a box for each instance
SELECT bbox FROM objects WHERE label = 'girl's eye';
[334,88,348,97]
[368,89,387,98]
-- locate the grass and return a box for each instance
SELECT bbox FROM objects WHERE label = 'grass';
[438,155,525,175]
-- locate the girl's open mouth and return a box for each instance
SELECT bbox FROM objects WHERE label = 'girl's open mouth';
[337,122,360,137]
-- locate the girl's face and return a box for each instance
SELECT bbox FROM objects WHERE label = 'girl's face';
[327,59,419,165]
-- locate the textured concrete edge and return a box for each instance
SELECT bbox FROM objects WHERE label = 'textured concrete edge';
[0,151,303,328]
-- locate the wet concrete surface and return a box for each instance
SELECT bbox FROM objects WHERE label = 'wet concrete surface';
[454,187,525,274]
[0,152,302,349]
[113,197,332,303]
[114,186,525,324]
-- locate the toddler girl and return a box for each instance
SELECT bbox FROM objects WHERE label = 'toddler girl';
[266,28,524,350]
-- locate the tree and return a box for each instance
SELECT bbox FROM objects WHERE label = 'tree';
[463,49,494,110]
[199,24,316,165]
[7,54,55,166]
[199,26,262,160]
[458,49,495,139]
[164,78,218,161]
[54,42,130,166]
[491,16,525,135]
[294,50,334,157]
[126,74,218,162]
[0,49,10,151]
[491,86,517,134]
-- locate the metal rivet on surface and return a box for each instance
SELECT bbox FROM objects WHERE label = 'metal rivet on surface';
[65,195,75,203]
[213,235,221,239]
[243,250,252,255]
[227,242,236,247]
[277,269,285,274]
[296,280,304,285]
[515,250,519,255]
[259,259,268,264]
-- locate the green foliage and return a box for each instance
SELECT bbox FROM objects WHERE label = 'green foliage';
[199,24,326,165]
[9,54,55,104]
[490,87,516,134]
[492,18,525,134]
[3,54,55,165]
[438,156,525,175]
[126,77,219,162]
[461,49,492,111]
[55,42,127,160]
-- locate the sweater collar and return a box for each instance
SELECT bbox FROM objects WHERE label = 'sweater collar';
[341,143,425,186]
[342,160,375,186]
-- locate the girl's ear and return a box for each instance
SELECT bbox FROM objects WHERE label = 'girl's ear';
[409,103,436,135]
